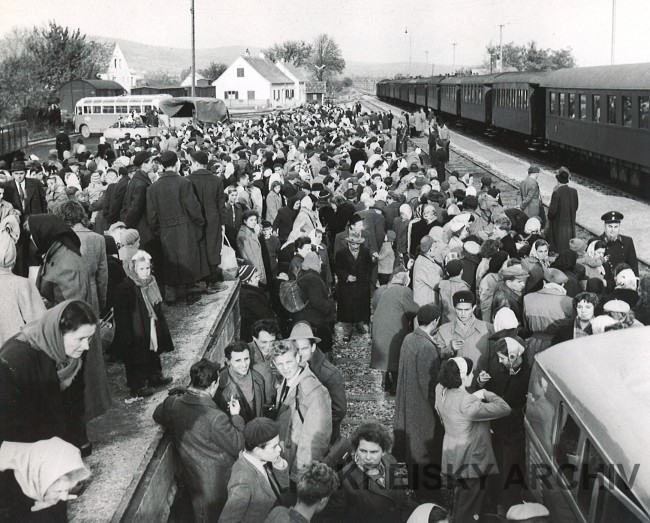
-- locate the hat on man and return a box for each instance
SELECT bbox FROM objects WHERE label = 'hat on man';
[159,151,178,168]
[190,150,209,165]
[544,268,569,285]
[345,231,365,244]
[601,210,624,223]
[413,176,427,189]
[506,502,549,521]
[528,165,540,175]
[409,163,420,173]
[132,150,152,167]
[453,289,475,306]
[417,304,441,325]
[446,259,463,277]
[11,161,26,172]
[419,235,434,254]
[244,418,280,449]
[285,321,321,343]
[501,265,529,281]
[348,213,363,226]
[556,167,570,184]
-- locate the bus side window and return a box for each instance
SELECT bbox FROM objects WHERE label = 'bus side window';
[594,475,648,523]
[554,405,581,484]
[578,440,608,513]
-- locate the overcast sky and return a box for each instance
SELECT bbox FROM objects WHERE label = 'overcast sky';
[1,0,648,67]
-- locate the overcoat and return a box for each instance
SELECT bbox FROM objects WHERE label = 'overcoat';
[120,169,155,247]
[393,328,443,466]
[239,284,277,341]
[370,285,419,372]
[72,224,108,314]
[146,170,208,285]
[412,254,443,306]
[237,225,267,284]
[523,286,574,356]
[153,391,244,523]
[307,348,347,441]
[0,271,46,346]
[438,276,471,324]
[335,245,373,323]
[547,184,578,253]
[294,269,335,326]
[214,367,266,423]
[188,168,227,270]
[432,316,493,366]
[518,176,541,218]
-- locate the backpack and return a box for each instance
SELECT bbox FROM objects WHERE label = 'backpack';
[279,275,308,313]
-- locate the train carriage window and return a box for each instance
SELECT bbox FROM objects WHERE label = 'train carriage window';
[622,96,632,127]
[579,94,587,120]
[559,93,566,117]
[640,96,649,129]
[554,405,581,485]
[568,93,576,118]
[593,95,601,122]
[550,92,557,114]
[607,95,617,124]
[479,89,483,104]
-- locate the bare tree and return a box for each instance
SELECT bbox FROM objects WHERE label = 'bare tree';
[309,34,345,81]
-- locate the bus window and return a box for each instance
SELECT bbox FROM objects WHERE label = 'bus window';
[594,478,648,523]
[550,92,556,114]
[593,95,601,122]
[76,106,82,115]
[102,106,114,114]
[116,105,128,114]
[578,440,608,513]
[579,94,587,120]
[554,405,581,485]
[640,97,649,130]
[622,96,632,127]
[93,106,101,114]
[83,106,91,114]
[607,95,617,124]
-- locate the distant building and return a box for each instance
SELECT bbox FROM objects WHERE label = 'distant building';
[99,43,142,92]
[180,72,210,88]
[212,54,297,108]
[57,79,125,123]
[275,62,309,105]
[306,81,327,104]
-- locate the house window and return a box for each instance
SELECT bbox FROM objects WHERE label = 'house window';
[237,68,244,78]
[247,91,255,100]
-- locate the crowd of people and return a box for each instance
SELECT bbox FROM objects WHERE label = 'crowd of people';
[0,99,647,523]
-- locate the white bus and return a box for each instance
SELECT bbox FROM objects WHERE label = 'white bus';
[73,94,172,138]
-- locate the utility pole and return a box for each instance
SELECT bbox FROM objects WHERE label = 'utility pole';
[611,0,616,65]
[498,24,505,72]
[424,51,428,76]
[191,0,196,97]
[452,43,457,72]
[404,27,412,77]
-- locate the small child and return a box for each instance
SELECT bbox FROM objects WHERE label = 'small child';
[85,172,106,224]
[377,230,396,286]
[113,250,174,397]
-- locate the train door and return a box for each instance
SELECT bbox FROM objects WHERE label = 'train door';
[531,85,546,139]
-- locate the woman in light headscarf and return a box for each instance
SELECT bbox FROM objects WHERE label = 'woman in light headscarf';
[521,239,550,293]
[0,436,91,521]
[292,194,322,237]
[0,215,46,345]
[393,203,412,266]
[582,239,607,286]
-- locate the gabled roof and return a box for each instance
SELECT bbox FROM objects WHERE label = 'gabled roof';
[77,79,126,91]
[180,72,206,87]
[243,57,292,84]
[279,62,310,82]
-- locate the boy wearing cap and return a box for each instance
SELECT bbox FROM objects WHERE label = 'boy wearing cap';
[598,211,638,289]
[220,418,290,523]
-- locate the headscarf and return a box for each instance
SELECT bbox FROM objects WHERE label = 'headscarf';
[399,203,412,220]
[18,300,93,389]
[28,214,81,257]
[125,250,162,352]
[524,217,541,234]
[64,172,82,191]
[0,215,20,269]
[2,437,90,512]
[551,249,577,272]
[497,337,525,374]
[590,315,619,334]
[388,269,410,287]
[493,307,519,332]
[451,357,468,379]
[487,250,509,274]
[406,503,448,523]
[528,240,549,266]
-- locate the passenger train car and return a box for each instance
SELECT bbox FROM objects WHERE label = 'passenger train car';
[377,63,650,196]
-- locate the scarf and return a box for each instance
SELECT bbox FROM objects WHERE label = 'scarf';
[125,253,163,352]
[18,300,86,390]
[28,214,82,257]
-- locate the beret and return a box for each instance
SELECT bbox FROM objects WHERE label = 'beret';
[501,265,529,280]
[132,150,152,167]
[159,151,178,167]
[190,150,209,165]
[544,268,568,284]
[243,418,280,448]
[603,299,630,313]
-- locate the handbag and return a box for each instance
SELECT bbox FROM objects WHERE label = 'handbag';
[99,309,115,351]
[219,235,238,280]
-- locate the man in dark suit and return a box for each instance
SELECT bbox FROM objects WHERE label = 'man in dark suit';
[104,165,130,226]
[5,160,47,275]
[599,210,639,289]
[547,167,579,253]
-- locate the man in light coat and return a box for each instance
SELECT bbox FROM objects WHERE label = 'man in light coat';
[518,165,543,222]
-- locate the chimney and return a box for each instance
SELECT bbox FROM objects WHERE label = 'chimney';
[245,48,251,57]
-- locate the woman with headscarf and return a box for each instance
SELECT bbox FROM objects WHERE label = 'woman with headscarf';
[489,307,527,363]
[45,174,68,213]
[27,215,111,451]
[113,250,174,398]
[478,251,509,322]
[292,194,322,237]
[237,211,267,286]
[371,268,420,394]
[521,239,551,293]
[582,239,607,287]
[435,357,511,523]
[550,249,580,298]
[0,436,91,522]
[473,336,531,512]
[0,215,46,345]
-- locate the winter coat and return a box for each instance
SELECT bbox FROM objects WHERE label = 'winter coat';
[547,184,578,253]
[3,178,47,217]
[147,171,209,285]
[393,328,443,466]
[0,271,46,346]
[120,169,155,247]
[104,175,129,225]
[188,169,227,271]
[370,285,420,372]
[335,245,373,323]
[215,367,266,424]
[153,392,244,522]
[523,286,574,356]
[292,209,322,237]
[460,252,481,293]
[237,225,267,284]
[239,284,277,341]
[294,269,335,326]
[432,316,494,366]
[307,348,347,441]
[358,209,385,255]
[491,283,524,323]
[72,224,108,314]
[412,254,443,306]
[265,191,283,224]
[275,367,332,481]
[519,176,541,218]
[435,385,511,478]
[393,216,410,256]
[478,272,500,322]
[273,201,300,243]
[220,452,290,523]
[438,276,471,324]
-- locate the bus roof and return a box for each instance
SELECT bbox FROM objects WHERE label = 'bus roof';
[537,327,650,511]
[75,94,172,106]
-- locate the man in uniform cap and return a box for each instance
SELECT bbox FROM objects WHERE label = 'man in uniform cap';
[220,418,290,523]
[519,164,543,224]
[492,265,528,323]
[598,210,638,289]
[433,290,493,366]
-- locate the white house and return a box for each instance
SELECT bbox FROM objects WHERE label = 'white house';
[275,62,309,105]
[99,43,141,92]
[212,54,296,108]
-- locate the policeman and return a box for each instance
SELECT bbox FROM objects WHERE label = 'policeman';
[598,211,638,289]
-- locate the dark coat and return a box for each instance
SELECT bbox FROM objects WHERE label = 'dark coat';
[4,178,47,216]
[334,201,357,236]
[55,132,71,157]
[273,205,299,244]
[294,269,335,326]
[146,170,209,285]
[491,282,524,323]
[599,233,639,283]
[335,245,373,323]
[382,202,401,232]
[153,391,244,523]
[239,284,277,341]
[547,184,578,253]
[223,202,244,251]
[104,176,129,226]
[215,367,266,423]
[188,169,227,270]
[393,328,443,466]
[358,209,384,255]
[460,252,481,294]
[120,170,154,247]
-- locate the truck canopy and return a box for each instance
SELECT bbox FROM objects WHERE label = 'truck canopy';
[158,97,228,123]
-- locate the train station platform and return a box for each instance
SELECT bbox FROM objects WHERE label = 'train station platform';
[68,282,240,523]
